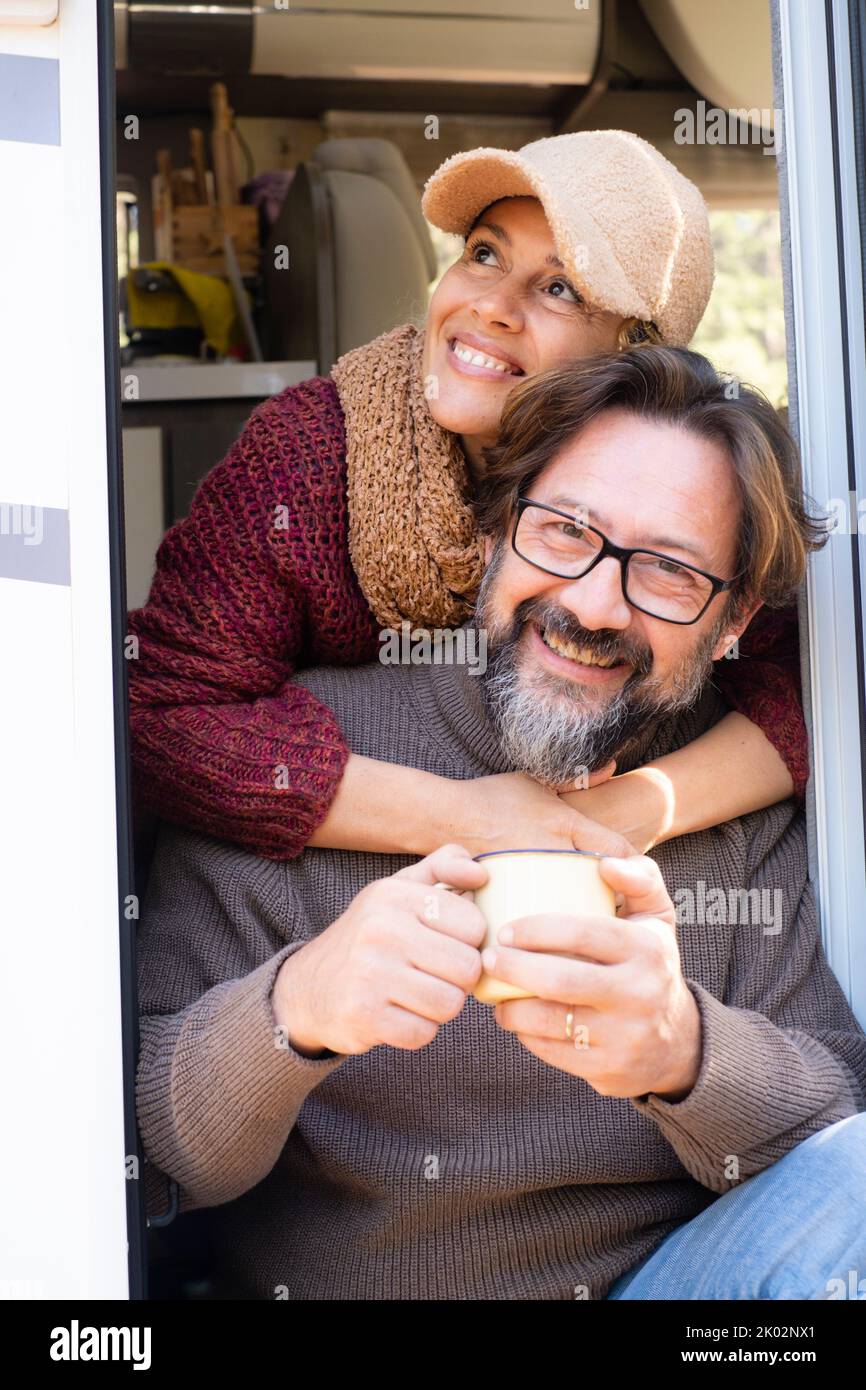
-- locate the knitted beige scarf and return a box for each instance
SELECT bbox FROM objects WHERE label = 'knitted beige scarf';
[330,322,485,630]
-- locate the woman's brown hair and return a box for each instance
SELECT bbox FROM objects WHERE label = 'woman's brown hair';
[476,345,830,614]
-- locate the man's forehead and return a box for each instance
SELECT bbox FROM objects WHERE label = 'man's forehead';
[527,421,740,567]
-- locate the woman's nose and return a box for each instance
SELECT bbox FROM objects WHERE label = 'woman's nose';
[471,279,524,330]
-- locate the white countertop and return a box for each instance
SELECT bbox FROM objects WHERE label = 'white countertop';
[120,359,318,402]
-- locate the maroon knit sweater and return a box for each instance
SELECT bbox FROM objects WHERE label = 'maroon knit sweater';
[127,375,809,860]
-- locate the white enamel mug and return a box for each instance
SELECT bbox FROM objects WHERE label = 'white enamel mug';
[464,849,618,1005]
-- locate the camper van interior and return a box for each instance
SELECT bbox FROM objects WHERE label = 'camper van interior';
[1,0,864,1306]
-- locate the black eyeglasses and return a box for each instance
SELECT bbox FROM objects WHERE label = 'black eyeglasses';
[511,497,736,626]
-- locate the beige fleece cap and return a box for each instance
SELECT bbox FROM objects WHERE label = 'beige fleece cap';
[421,129,713,347]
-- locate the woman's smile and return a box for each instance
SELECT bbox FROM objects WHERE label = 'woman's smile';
[446,331,526,381]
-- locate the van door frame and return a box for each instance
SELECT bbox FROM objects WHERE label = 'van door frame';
[98,0,149,1300]
[773,0,866,1028]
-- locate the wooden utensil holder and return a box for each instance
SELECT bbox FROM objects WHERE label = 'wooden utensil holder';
[152,173,259,277]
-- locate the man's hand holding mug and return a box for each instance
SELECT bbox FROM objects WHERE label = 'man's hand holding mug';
[271,844,488,1058]
[487,854,703,1102]
[272,841,702,1105]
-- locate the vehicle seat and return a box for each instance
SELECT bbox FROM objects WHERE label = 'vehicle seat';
[260,137,438,373]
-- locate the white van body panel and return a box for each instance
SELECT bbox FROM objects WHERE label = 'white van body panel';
[0,1,129,1298]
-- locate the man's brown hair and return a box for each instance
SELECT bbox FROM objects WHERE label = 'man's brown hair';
[475,345,829,613]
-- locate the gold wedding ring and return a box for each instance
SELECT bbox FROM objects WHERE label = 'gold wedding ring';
[564,1010,574,1041]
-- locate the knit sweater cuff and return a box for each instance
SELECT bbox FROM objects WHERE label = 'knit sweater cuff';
[137,940,346,1211]
[627,979,858,1194]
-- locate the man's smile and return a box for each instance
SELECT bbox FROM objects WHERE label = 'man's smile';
[528,621,633,685]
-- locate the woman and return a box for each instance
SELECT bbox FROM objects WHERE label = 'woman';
[127,130,805,863]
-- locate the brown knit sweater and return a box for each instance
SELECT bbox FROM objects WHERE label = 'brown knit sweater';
[136,656,866,1301]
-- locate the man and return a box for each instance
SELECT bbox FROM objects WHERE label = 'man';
[136,347,866,1301]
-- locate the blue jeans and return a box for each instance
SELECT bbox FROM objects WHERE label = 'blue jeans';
[607,1112,866,1299]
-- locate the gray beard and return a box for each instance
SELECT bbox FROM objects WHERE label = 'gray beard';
[480,639,716,785]
[476,559,725,786]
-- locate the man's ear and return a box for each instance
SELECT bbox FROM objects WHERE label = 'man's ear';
[711,594,764,662]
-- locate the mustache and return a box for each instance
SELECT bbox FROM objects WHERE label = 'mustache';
[510,597,654,677]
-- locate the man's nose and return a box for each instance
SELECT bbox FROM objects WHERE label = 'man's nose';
[554,555,632,631]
